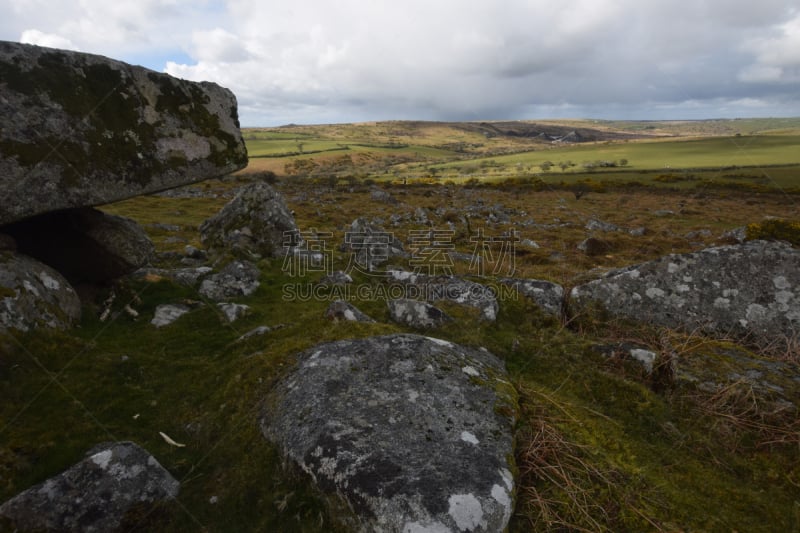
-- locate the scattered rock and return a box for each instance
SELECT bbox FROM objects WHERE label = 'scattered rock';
[684,229,712,240]
[217,302,250,323]
[370,189,397,204]
[721,226,747,244]
[318,270,353,286]
[577,237,611,256]
[0,252,81,331]
[0,441,179,532]
[200,182,299,260]
[199,261,260,301]
[388,270,499,321]
[653,210,675,217]
[261,334,517,533]
[592,342,661,374]
[586,218,620,232]
[135,266,213,287]
[341,218,405,272]
[629,227,647,237]
[571,240,800,349]
[2,208,155,284]
[184,245,208,261]
[387,298,452,328]
[414,207,430,224]
[499,278,564,316]
[0,41,247,226]
[324,300,375,323]
[237,325,275,341]
[519,238,540,249]
[151,304,191,328]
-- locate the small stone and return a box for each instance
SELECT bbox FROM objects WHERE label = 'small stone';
[151,304,191,328]
[325,300,375,323]
[217,303,250,323]
[387,299,452,329]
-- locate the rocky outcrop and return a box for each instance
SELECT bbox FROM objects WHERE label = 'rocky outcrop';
[387,298,452,328]
[388,270,499,321]
[571,240,800,347]
[262,334,517,533]
[0,41,247,226]
[2,207,154,283]
[198,260,260,301]
[0,252,81,331]
[0,441,178,532]
[200,182,298,260]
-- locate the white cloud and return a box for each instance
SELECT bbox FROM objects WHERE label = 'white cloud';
[740,12,800,83]
[19,29,78,51]
[2,0,800,124]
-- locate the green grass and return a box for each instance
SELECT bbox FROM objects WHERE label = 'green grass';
[3,119,800,531]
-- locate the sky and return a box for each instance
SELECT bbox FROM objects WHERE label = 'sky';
[2,0,799,126]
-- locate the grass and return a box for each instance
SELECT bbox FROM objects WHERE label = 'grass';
[2,118,800,531]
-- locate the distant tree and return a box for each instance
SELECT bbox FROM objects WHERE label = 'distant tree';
[540,161,552,172]
[559,161,569,172]
[619,158,628,167]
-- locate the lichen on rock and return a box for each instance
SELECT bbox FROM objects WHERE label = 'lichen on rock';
[0,40,247,226]
[261,334,517,532]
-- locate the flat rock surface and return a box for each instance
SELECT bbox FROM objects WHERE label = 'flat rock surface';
[0,40,247,225]
[0,441,178,532]
[262,334,517,532]
[571,240,800,347]
[387,270,499,321]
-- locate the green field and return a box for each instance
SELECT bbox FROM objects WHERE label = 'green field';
[438,135,800,172]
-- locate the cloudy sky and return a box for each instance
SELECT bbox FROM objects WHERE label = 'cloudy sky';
[3,0,799,126]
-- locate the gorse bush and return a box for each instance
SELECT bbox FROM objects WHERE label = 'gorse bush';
[746,218,800,246]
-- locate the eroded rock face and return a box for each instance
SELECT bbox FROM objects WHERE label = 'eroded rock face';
[571,240,800,347]
[0,441,179,532]
[0,252,81,331]
[0,41,247,225]
[262,334,517,533]
[2,207,154,283]
[199,182,298,259]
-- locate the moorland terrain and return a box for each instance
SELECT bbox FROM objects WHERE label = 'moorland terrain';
[3,117,800,531]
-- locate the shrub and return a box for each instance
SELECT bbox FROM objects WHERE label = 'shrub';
[746,219,800,246]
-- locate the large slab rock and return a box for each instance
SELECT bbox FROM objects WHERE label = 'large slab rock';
[200,182,298,259]
[2,207,154,283]
[262,334,517,532]
[0,441,179,532]
[0,41,247,225]
[571,240,800,347]
[0,251,81,331]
